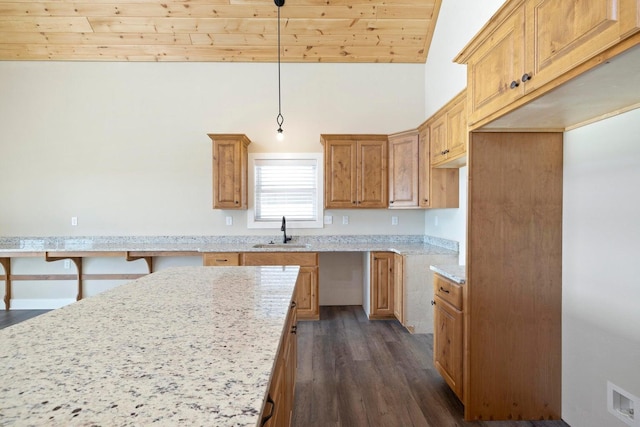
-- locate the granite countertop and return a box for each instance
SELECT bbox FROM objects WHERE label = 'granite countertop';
[0,235,459,256]
[430,264,466,284]
[0,265,299,426]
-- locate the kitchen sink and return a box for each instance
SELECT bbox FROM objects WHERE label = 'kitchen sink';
[252,243,311,249]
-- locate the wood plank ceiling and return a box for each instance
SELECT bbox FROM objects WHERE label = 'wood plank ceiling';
[0,0,441,62]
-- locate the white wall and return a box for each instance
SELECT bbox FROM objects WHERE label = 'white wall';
[423,2,640,426]
[422,0,503,265]
[563,109,640,427]
[0,61,426,237]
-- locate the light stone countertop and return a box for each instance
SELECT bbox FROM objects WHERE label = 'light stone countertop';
[430,264,466,284]
[0,235,458,256]
[0,265,299,426]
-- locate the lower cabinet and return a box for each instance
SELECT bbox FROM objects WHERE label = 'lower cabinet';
[370,252,405,323]
[261,299,297,427]
[241,252,319,321]
[432,273,464,401]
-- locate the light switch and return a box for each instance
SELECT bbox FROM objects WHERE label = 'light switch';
[342,216,349,225]
[225,216,233,226]
[71,216,78,226]
[391,216,398,225]
[324,215,333,225]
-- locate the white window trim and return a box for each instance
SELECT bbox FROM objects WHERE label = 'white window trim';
[247,152,324,229]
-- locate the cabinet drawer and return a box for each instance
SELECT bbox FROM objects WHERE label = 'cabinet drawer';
[434,273,463,310]
[242,252,318,267]
[203,253,240,266]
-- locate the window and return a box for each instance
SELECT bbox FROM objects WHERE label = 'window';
[248,153,323,229]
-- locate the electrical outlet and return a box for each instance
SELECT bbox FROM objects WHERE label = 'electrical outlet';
[391,216,398,226]
[324,215,333,225]
[225,216,233,226]
[608,381,639,426]
[342,215,349,225]
[71,216,78,226]
[64,260,70,269]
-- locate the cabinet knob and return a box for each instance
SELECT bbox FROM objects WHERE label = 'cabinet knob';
[234,200,239,204]
[430,300,436,306]
[291,325,297,334]
[522,73,532,82]
[510,80,520,89]
[352,201,356,204]
[390,200,394,204]
[424,199,428,203]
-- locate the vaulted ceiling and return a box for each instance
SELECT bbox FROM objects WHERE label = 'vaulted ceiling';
[0,0,441,63]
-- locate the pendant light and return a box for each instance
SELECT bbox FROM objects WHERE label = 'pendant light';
[275,0,285,141]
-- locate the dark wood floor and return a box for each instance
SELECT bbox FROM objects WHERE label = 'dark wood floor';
[293,306,570,427]
[0,307,570,426]
[0,309,50,329]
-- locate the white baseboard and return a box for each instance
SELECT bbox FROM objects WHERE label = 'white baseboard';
[9,299,75,310]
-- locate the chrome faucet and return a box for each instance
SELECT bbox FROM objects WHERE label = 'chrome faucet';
[281,216,292,244]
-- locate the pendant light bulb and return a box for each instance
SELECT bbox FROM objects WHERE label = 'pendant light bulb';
[277,128,284,141]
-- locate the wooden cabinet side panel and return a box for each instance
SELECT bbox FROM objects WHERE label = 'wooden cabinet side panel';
[388,133,419,208]
[526,0,630,91]
[358,139,388,208]
[393,254,404,323]
[466,132,562,421]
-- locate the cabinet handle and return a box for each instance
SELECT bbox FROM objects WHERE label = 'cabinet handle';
[510,80,520,89]
[291,301,297,308]
[215,259,228,262]
[522,73,532,82]
[444,149,449,154]
[291,325,297,334]
[439,286,450,294]
[431,300,436,306]
[261,395,275,426]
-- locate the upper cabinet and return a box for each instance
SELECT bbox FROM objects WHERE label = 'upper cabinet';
[208,134,251,210]
[388,130,419,208]
[456,0,640,130]
[428,90,468,168]
[321,135,388,209]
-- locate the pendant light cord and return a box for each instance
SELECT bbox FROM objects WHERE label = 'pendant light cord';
[276,3,284,129]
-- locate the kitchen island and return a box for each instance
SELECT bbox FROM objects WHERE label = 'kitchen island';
[0,265,299,426]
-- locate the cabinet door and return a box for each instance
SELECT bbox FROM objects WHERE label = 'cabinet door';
[370,252,394,318]
[388,132,419,208]
[433,296,463,400]
[525,0,634,92]
[324,139,357,208]
[467,4,525,125]
[357,139,388,208]
[210,135,250,209]
[429,113,447,166]
[446,96,467,162]
[295,266,319,320]
[418,125,431,208]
